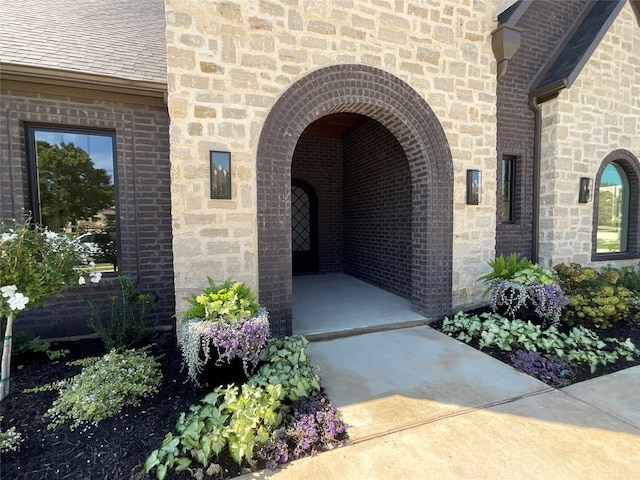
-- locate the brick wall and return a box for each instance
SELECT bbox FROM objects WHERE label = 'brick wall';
[291,136,343,273]
[343,119,412,299]
[0,86,174,338]
[496,0,591,260]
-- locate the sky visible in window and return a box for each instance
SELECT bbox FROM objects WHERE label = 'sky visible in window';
[601,164,622,186]
[35,131,115,184]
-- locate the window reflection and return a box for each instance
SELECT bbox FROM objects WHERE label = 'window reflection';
[28,127,118,271]
[597,163,628,253]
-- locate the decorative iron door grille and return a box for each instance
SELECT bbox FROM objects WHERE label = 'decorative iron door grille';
[291,180,318,273]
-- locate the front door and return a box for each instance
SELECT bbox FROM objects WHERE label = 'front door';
[292,180,318,274]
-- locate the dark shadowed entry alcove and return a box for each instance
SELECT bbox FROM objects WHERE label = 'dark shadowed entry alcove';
[257,64,454,337]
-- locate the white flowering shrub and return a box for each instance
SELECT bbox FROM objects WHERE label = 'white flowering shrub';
[24,347,162,430]
[1,218,100,400]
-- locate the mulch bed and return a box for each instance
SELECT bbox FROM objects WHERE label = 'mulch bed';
[3,317,640,479]
[430,313,640,385]
[1,332,248,480]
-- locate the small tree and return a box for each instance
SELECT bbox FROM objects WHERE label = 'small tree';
[0,218,101,401]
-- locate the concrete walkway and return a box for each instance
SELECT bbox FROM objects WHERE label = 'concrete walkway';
[239,326,640,479]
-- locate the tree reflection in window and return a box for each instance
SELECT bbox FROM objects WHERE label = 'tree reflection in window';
[596,163,628,253]
[27,126,118,271]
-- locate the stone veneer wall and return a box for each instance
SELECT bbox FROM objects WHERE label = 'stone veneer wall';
[0,86,175,338]
[165,0,498,327]
[538,1,640,268]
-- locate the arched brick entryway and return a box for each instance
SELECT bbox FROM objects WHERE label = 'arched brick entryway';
[257,64,453,336]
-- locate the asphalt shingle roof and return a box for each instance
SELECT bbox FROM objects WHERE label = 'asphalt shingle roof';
[534,0,624,91]
[0,0,167,84]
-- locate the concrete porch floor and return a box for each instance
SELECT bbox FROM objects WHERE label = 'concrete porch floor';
[292,273,428,339]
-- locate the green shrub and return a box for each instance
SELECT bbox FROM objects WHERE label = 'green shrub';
[183,278,259,322]
[25,347,162,430]
[1,331,68,360]
[0,417,23,453]
[607,263,640,323]
[612,263,640,293]
[554,263,632,329]
[87,275,156,349]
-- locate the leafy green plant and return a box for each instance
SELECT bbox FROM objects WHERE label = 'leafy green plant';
[478,253,533,283]
[1,218,100,400]
[145,383,284,480]
[87,275,156,349]
[180,280,269,385]
[2,332,69,360]
[249,336,322,402]
[0,416,23,453]
[442,311,640,374]
[554,263,632,328]
[183,278,259,322]
[605,263,640,323]
[24,347,162,430]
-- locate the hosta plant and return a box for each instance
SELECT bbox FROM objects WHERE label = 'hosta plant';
[249,335,322,402]
[24,347,162,430]
[145,383,284,480]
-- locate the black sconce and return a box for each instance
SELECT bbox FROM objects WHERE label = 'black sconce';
[578,177,591,203]
[210,151,231,199]
[466,170,482,205]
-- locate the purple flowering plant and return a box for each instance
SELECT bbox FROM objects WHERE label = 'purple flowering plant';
[481,254,568,326]
[179,279,271,384]
[510,349,575,387]
[489,279,568,325]
[257,393,348,470]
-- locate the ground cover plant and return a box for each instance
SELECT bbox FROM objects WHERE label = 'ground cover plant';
[434,257,640,386]
[1,280,348,480]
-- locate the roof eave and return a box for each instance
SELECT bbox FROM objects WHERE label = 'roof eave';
[0,63,167,97]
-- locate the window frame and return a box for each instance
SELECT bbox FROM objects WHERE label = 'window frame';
[500,155,517,224]
[25,123,120,271]
[592,150,640,261]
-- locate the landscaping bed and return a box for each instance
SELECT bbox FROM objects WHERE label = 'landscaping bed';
[430,312,640,386]
[1,332,225,480]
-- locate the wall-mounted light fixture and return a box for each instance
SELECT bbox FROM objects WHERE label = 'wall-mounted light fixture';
[210,151,231,199]
[466,169,482,205]
[578,177,592,203]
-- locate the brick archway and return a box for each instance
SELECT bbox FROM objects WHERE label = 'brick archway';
[257,64,453,336]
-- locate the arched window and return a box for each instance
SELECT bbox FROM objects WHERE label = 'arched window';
[593,150,640,260]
